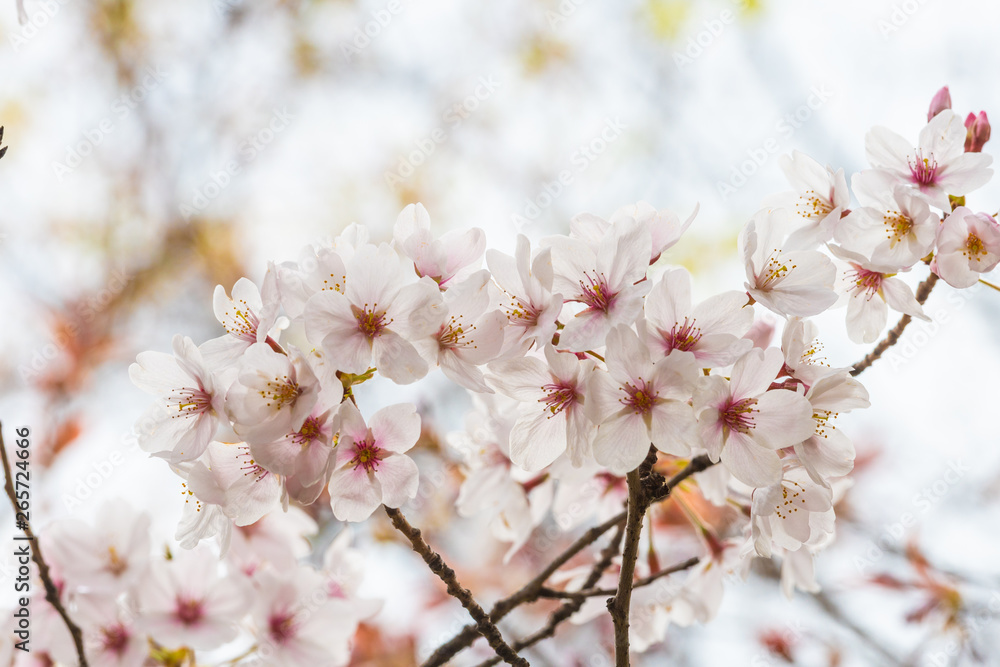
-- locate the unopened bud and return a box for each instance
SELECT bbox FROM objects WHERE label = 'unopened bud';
[965,111,990,153]
[927,86,952,121]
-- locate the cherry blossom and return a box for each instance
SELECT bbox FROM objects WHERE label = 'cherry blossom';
[487,344,596,470]
[770,150,850,250]
[865,109,993,210]
[304,242,445,384]
[587,325,699,474]
[750,465,834,558]
[327,402,421,522]
[642,267,753,367]
[200,276,281,368]
[932,206,1000,288]
[129,334,225,462]
[486,234,563,353]
[393,202,486,287]
[694,347,815,487]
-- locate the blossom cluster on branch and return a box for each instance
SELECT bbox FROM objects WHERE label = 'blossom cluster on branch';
[21,87,997,666]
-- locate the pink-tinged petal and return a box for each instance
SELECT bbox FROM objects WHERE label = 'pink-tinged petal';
[934,251,978,288]
[845,291,888,344]
[692,290,755,337]
[604,325,651,388]
[936,152,994,195]
[794,430,855,485]
[329,466,382,522]
[918,109,966,164]
[720,433,781,487]
[604,217,652,287]
[337,401,368,444]
[372,330,429,384]
[751,390,815,449]
[865,126,914,177]
[730,347,784,400]
[393,279,447,339]
[585,368,622,426]
[643,269,689,333]
[129,352,191,394]
[881,278,928,320]
[369,404,421,454]
[593,411,650,474]
[648,400,695,457]
[375,454,420,508]
[559,309,613,352]
[439,353,493,393]
[509,409,567,471]
[565,408,596,467]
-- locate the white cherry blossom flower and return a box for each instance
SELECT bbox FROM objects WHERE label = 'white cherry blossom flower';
[305,243,445,384]
[828,244,929,344]
[573,200,697,263]
[393,202,486,287]
[794,371,869,486]
[642,268,753,367]
[587,325,699,474]
[547,217,652,351]
[694,347,814,487]
[770,150,850,250]
[741,210,838,318]
[129,334,225,462]
[487,234,563,354]
[751,465,834,558]
[327,402,420,522]
[200,276,281,369]
[487,344,596,470]
[865,109,993,210]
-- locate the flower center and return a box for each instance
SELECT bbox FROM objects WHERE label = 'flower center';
[577,272,616,313]
[438,315,475,350]
[796,190,833,219]
[539,382,577,417]
[758,250,797,289]
[773,480,808,520]
[849,265,885,299]
[100,623,130,655]
[269,612,298,644]
[965,232,988,258]
[238,446,271,483]
[106,546,127,576]
[223,299,261,342]
[662,317,702,353]
[259,376,302,410]
[620,379,657,415]
[353,304,391,338]
[812,408,838,439]
[352,438,385,473]
[170,388,213,417]
[292,416,323,447]
[175,597,204,626]
[720,397,757,435]
[908,150,939,186]
[883,212,913,247]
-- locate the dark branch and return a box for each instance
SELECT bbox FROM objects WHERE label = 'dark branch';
[538,556,701,600]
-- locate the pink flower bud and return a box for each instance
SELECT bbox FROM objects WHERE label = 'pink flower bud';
[965,111,991,153]
[927,86,951,121]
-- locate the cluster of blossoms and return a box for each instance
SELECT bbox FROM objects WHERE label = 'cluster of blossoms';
[22,502,378,666]
[78,86,996,663]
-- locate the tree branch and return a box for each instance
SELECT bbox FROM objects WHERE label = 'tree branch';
[850,272,940,376]
[538,556,701,600]
[0,423,88,667]
[383,505,527,666]
[608,468,645,666]
[474,522,627,667]
[422,455,717,666]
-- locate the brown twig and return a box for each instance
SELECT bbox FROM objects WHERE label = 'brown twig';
[850,272,940,376]
[538,556,701,600]
[475,523,627,667]
[422,455,716,666]
[0,423,88,667]
[383,505,527,667]
[608,468,646,666]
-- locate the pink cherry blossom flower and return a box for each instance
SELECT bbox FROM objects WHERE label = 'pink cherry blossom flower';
[305,243,445,384]
[486,234,563,354]
[226,506,317,576]
[694,347,815,488]
[487,344,596,470]
[740,211,838,318]
[793,370,869,486]
[573,200,697,263]
[769,150,850,250]
[273,246,349,319]
[393,202,486,287]
[932,206,1000,288]
[183,441,284,528]
[248,399,339,497]
[642,268,753,367]
[139,546,249,650]
[865,109,993,210]
[587,325,699,474]
[327,402,420,522]
[828,244,929,344]
[129,334,225,462]
[78,596,147,667]
[200,275,281,369]
[547,216,652,351]
[226,343,320,445]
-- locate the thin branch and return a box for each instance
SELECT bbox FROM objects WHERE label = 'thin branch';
[850,272,940,376]
[422,455,717,666]
[383,506,527,667]
[475,522,627,667]
[538,556,701,600]
[0,423,88,667]
[609,468,645,666]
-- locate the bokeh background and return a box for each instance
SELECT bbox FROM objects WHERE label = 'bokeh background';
[2,0,1000,664]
